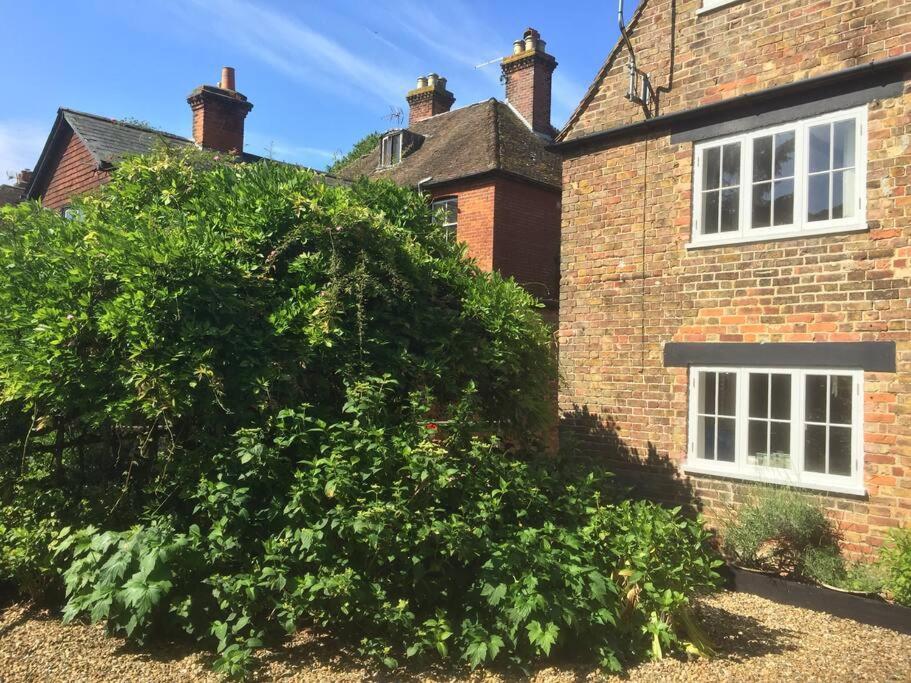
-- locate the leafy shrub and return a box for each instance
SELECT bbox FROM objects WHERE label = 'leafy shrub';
[56,378,722,676]
[0,149,722,677]
[801,547,884,594]
[327,131,381,174]
[721,486,838,577]
[881,528,911,606]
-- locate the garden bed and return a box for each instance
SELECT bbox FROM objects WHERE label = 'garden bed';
[726,564,911,635]
[2,590,910,682]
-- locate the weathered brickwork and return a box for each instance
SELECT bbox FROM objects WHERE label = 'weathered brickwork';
[564,0,911,142]
[40,129,109,211]
[559,0,911,556]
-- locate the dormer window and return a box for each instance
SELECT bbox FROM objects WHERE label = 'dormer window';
[380,132,403,167]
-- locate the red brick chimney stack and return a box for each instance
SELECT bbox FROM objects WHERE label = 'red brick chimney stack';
[501,28,557,136]
[187,66,253,154]
[405,73,455,126]
[14,169,33,188]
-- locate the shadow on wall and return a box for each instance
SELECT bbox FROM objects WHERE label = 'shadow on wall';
[560,404,701,513]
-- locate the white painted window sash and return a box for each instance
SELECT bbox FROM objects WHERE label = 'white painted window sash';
[685,366,865,495]
[690,105,867,248]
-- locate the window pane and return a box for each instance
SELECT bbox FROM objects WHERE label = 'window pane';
[833,120,855,169]
[830,375,853,424]
[809,124,831,173]
[807,173,830,222]
[720,188,739,232]
[702,372,716,414]
[775,132,795,178]
[769,422,791,468]
[805,424,827,473]
[702,191,719,234]
[748,419,767,461]
[722,144,740,187]
[773,179,794,226]
[751,183,771,229]
[829,426,852,476]
[753,136,773,182]
[749,373,769,418]
[770,374,791,420]
[717,418,736,462]
[699,416,716,460]
[718,372,737,416]
[806,375,828,422]
[832,169,855,220]
[703,147,720,190]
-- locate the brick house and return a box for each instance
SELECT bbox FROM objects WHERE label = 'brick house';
[0,170,30,208]
[18,68,280,213]
[555,0,911,556]
[338,29,562,312]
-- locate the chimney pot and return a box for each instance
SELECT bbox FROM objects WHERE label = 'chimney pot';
[15,169,32,188]
[187,67,253,154]
[501,28,557,136]
[220,66,236,91]
[406,72,455,125]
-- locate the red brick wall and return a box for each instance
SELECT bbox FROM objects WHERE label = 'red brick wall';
[430,175,561,304]
[431,177,496,271]
[40,128,109,211]
[559,0,911,556]
[493,176,561,305]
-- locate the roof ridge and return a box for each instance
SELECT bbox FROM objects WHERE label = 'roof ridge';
[61,108,191,143]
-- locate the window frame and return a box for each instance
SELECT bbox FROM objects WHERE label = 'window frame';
[431,196,458,239]
[689,106,867,248]
[685,366,865,495]
[379,131,403,168]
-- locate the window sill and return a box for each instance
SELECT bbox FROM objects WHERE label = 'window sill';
[682,463,867,497]
[685,222,869,250]
[697,0,748,15]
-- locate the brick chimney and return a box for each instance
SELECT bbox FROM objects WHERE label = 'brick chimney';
[186,67,253,154]
[406,73,455,126]
[14,169,33,188]
[501,28,557,136]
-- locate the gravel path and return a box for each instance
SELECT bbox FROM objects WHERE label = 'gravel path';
[1,591,909,682]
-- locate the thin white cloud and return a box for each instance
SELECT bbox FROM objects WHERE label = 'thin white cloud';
[0,120,47,181]
[173,0,414,105]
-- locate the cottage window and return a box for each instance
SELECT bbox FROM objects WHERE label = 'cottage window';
[690,106,866,247]
[380,132,403,167]
[431,197,458,239]
[686,366,864,495]
[698,0,748,13]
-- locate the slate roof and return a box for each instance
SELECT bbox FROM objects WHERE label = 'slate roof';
[62,109,193,166]
[26,108,346,200]
[336,99,561,190]
[0,184,24,207]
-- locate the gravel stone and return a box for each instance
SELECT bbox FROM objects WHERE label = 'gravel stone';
[1,590,909,682]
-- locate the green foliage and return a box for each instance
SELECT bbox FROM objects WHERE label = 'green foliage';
[55,378,722,676]
[801,547,884,594]
[721,486,839,577]
[0,147,722,678]
[326,131,381,174]
[881,528,911,606]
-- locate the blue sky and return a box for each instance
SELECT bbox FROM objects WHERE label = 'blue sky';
[0,0,628,178]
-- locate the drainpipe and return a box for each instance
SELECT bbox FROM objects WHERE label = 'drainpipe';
[618,0,652,117]
[416,176,433,194]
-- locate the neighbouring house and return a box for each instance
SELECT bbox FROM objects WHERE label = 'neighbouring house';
[18,67,324,213]
[0,170,30,207]
[337,29,562,313]
[555,0,911,557]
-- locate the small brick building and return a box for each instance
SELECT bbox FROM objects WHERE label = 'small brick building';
[338,29,562,311]
[555,0,911,556]
[19,68,273,213]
